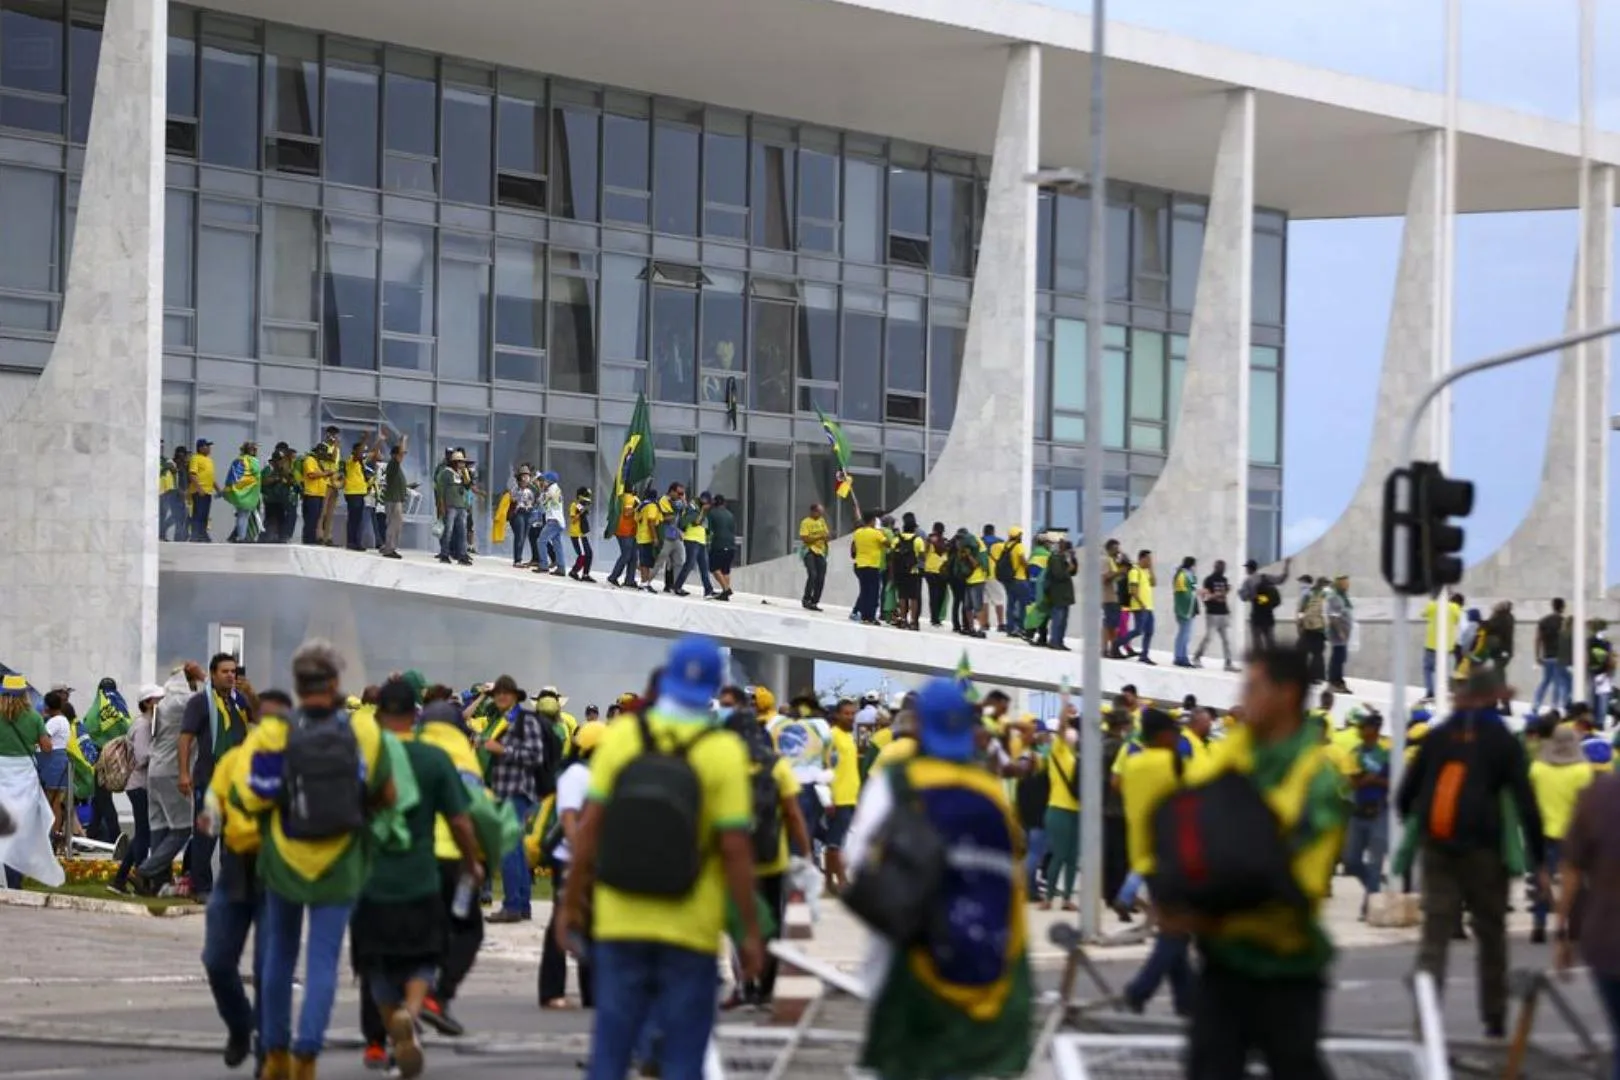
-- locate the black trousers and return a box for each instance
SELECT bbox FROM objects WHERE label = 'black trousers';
[948,579,968,632]
[539,862,594,1006]
[925,572,947,625]
[345,494,367,549]
[301,495,324,545]
[435,860,483,1003]
[745,872,789,1004]
[1301,628,1327,683]
[803,552,827,606]
[88,782,120,844]
[1102,815,1128,907]
[1187,961,1329,1080]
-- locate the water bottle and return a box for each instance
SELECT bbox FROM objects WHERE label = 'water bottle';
[451,872,476,920]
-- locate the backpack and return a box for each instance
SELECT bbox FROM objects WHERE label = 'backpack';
[994,541,1017,584]
[1300,591,1327,632]
[748,743,785,865]
[1149,756,1307,916]
[94,735,137,793]
[280,709,366,841]
[534,716,564,799]
[595,714,715,897]
[842,763,947,946]
[891,534,921,579]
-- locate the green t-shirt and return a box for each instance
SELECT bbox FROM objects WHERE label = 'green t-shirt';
[364,740,469,903]
[0,709,46,757]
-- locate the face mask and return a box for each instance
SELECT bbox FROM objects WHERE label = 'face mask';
[715,705,735,723]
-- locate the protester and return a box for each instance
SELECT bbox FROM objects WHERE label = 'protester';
[1194,559,1235,672]
[851,512,887,625]
[799,503,830,611]
[108,684,164,895]
[1528,724,1593,944]
[1326,574,1355,692]
[1554,768,1620,1079]
[671,491,712,597]
[1342,708,1391,920]
[179,653,248,902]
[1118,708,1192,1014]
[0,674,57,890]
[824,698,861,891]
[435,450,475,566]
[190,438,220,542]
[645,483,687,591]
[537,720,603,1009]
[379,439,412,560]
[606,483,639,588]
[705,494,737,601]
[1041,705,1080,912]
[1171,556,1199,668]
[132,665,199,897]
[1533,599,1573,711]
[1120,550,1156,664]
[481,676,549,924]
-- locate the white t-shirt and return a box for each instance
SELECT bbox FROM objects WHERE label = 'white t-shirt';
[543,482,566,525]
[44,715,70,751]
[551,761,590,865]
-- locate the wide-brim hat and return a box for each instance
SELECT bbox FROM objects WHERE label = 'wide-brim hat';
[1541,725,1587,767]
[537,685,568,707]
[491,675,526,702]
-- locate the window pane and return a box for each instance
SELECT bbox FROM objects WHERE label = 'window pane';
[551,107,598,221]
[843,158,882,263]
[798,288,836,383]
[603,112,648,191]
[1052,317,1085,413]
[201,45,258,169]
[0,166,56,292]
[1171,213,1203,312]
[438,254,490,381]
[842,308,881,423]
[1254,229,1284,325]
[1132,191,1168,306]
[652,284,697,404]
[885,297,924,393]
[704,129,745,206]
[1102,347,1126,449]
[549,274,596,393]
[326,65,378,187]
[442,88,492,204]
[600,254,646,364]
[700,282,742,404]
[493,412,545,496]
[265,45,319,137]
[751,142,793,251]
[1107,202,1131,300]
[928,322,963,428]
[1168,335,1187,446]
[167,32,195,118]
[750,298,793,414]
[793,444,835,522]
[1036,193,1053,291]
[747,463,792,561]
[1251,344,1280,370]
[498,92,544,175]
[653,123,698,237]
[493,239,543,350]
[2,0,63,95]
[798,148,837,254]
[68,11,97,143]
[886,450,924,509]
[1250,367,1279,464]
[322,218,377,369]
[164,190,193,309]
[385,69,435,156]
[1129,329,1164,421]
[889,166,925,237]
[262,207,319,351]
[382,221,434,338]
[698,435,742,504]
[1054,192,1088,293]
[931,173,973,277]
[197,227,255,357]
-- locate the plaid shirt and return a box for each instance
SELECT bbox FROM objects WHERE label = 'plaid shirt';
[487,708,547,804]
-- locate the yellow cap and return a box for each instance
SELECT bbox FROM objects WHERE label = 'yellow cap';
[753,686,776,714]
[573,721,607,754]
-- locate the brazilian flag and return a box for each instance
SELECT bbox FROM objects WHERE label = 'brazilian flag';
[816,407,854,499]
[83,686,131,749]
[604,393,656,538]
[223,454,262,512]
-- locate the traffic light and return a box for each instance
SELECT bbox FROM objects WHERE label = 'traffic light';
[1381,462,1475,595]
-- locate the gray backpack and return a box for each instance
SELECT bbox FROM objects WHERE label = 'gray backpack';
[280,709,365,840]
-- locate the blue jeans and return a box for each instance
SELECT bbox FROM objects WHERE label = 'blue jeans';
[610,535,637,583]
[1343,812,1389,911]
[501,794,536,916]
[439,507,469,561]
[1122,610,1154,655]
[231,507,254,542]
[1049,604,1070,648]
[188,787,216,896]
[260,892,353,1058]
[1124,932,1193,1015]
[536,520,564,569]
[1006,581,1031,634]
[1533,838,1562,932]
[588,942,721,1080]
[1116,872,1144,909]
[202,886,264,1051]
[1592,973,1620,1080]
[855,566,882,622]
[674,540,713,594]
[1533,659,1571,710]
[190,492,213,540]
[1423,648,1436,698]
[1024,826,1048,896]
[509,508,535,563]
[1174,616,1193,664]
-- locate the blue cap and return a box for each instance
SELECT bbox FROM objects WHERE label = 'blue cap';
[915,678,978,762]
[659,635,724,710]
[195,438,212,450]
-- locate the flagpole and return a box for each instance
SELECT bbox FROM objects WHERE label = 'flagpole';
[1076,0,1108,942]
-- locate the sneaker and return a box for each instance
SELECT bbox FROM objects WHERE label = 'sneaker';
[362,1043,391,1071]
[224,1033,251,1070]
[486,909,530,924]
[581,575,597,583]
[1139,657,1157,666]
[383,551,402,560]
[419,995,465,1038]
[105,881,130,896]
[387,1007,424,1079]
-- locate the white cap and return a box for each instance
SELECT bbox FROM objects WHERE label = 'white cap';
[139,683,166,703]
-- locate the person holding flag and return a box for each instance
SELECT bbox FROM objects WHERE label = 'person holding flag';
[604,393,656,580]
[224,441,263,543]
[82,678,132,843]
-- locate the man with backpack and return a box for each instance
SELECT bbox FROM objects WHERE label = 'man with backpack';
[993,527,1030,637]
[481,676,550,925]
[889,513,926,632]
[557,636,763,1080]
[1119,708,1195,1013]
[236,640,395,1080]
[1398,662,1545,1038]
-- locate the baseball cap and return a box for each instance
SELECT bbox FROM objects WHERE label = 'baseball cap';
[0,674,27,697]
[195,438,212,450]
[138,683,166,704]
[914,678,978,763]
[658,636,724,710]
[752,686,777,715]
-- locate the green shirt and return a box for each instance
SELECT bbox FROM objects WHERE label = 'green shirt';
[706,506,737,550]
[0,709,45,757]
[365,741,468,903]
[383,459,408,504]
[1173,568,1198,620]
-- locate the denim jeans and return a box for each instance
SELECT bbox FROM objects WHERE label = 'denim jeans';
[1174,616,1194,664]
[112,787,150,889]
[674,540,713,594]
[1116,872,1144,909]
[1532,838,1562,932]
[440,507,469,561]
[855,566,883,622]
[1533,659,1572,710]
[231,507,255,542]
[301,494,323,545]
[1329,644,1349,685]
[1125,932,1193,1014]
[1343,812,1389,910]
[1006,580,1031,634]
[587,942,721,1080]
[1123,610,1155,655]
[260,892,354,1058]
[536,520,565,569]
[190,492,213,540]
[1049,605,1071,648]
[1591,973,1620,1080]
[160,490,188,540]
[610,534,638,584]
[500,794,536,916]
[1023,826,1048,896]
[509,508,534,563]
[344,494,367,549]
[188,787,216,896]
[1423,648,1436,698]
[202,886,264,1050]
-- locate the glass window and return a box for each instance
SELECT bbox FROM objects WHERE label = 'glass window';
[698,435,743,505]
[1170,211,1203,312]
[931,173,974,277]
[438,236,490,381]
[1167,333,1187,446]
[551,106,598,221]
[261,206,319,358]
[442,87,492,204]
[653,122,698,237]
[889,166,926,237]
[885,296,924,393]
[1053,192,1088,293]
[1250,367,1279,464]
[1254,229,1284,325]
[493,412,545,495]
[749,298,794,414]
[1107,201,1131,301]
[1102,342,1126,449]
[798,285,837,384]
[1036,192,1053,291]
[602,112,649,225]
[164,190,193,310]
[792,444,836,521]
[751,142,793,251]
[325,65,377,188]
[67,10,97,143]
[197,225,255,358]
[2,1,63,97]
[1132,191,1168,306]
[322,216,378,369]
[201,44,258,170]
[703,128,746,239]
[0,165,56,292]
[928,322,964,429]
[168,27,196,118]
[798,147,837,254]
[699,274,743,405]
[265,35,319,138]
[497,86,544,175]
[886,450,924,509]
[842,305,881,423]
[384,67,435,156]
[381,222,434,371]
[600,254,646,364]
[549,272,596,393]
[1128,329,1164,421]
[493,239,543,350]
[843,157,882,264]
[1052,318,1084,413]
[747,462,792,561]
[652,284,697,404]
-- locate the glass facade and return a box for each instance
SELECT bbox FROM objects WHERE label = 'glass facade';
[0,2,1287,563]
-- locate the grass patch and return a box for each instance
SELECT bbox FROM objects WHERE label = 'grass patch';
[25,878,197,912]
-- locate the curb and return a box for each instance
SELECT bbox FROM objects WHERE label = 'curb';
[0,889,204,918]
[0,1020,590,1058]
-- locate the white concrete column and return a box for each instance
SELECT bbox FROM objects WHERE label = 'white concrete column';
[1288,131,1442,582]
[1468,165,1613,599]
[0,0,165,691]
[729,43,1040,605]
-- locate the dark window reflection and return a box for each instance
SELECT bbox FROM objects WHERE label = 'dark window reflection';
[498,94,543,175]
[168,34,196,117]
[842,308,881,422]
[885,299,924,392]
[198,226,255,358]
[201,45,258,170]
[885,450,924,509]
[385,71,435,156]
[0,164,57,293]
[747,462,792,561]
[703,130,746,239]
[798,291,837,383]
[798,148,837,253]
[68,13,98,143]
[439,254,490,381]
[2,0,63,95]
[266,53,319,137]
[751,142,792,250]
[750,298,794,413]
[493,240,543,349]
[603,112,649,224]
[600,254,646,361]
[443,88,492,204]
[700,282,743,404]
[653,123,698,236]
[1107,201,1131,300]
[652,284,697,403]
[551,107,598,221]
[1171,214,1203,312]
[931,174,974,277]
[889,167,926,237]
[1036,192,1053,291]
[322,218,378,369]
[326,66,378,188]
[928,323,964,428]
[549,274,596,392]
[1253,229,1284,325]
[164,190,193,309]
[1054,192,1088,293]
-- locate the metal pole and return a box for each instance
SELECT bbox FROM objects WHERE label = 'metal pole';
[1572,0,1594,715]
[1431,0,1459,719]
[1076,0,1108,941]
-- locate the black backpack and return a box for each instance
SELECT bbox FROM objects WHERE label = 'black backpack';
[995,540,1017,583]
[280,709,366,841]
[843,763,947,946]
[891,534,920,579]
[1148,758,1306,917]
[748,743,784,865]
[596,714,715,897]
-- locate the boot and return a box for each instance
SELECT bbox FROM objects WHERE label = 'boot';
[260,1050,292,1080]
[290,1053,318,1080]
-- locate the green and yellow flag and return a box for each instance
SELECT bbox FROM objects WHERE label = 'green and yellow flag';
[816,408,854,499]
[83,686,131,749]
[604,393,656,538]
[955,650,980,704]
[223,454,262,512]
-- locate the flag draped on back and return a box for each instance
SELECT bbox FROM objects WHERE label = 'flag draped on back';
[83,687,131,749]
[816,408,854,498]
[605,394,656,538]
[223,455,262,511]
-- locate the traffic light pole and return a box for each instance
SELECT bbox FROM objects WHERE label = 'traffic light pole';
[1388,319,1620,813]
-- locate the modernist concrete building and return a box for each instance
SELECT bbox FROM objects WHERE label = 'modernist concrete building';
[0,0,1613,695]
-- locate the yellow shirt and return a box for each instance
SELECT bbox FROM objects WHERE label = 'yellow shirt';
[159,462,175,495]
[569,501,587,539]
[1423,600,1463,653]
[852,526,888,570]
[301,454,330,499]
[923,545,946,575]
[190,454,216,494]
[869,727,894,752]
[635,500,663,546]
[1529,759,1594,840]
[681,511,707,544]
[829,727,860,807]
[587,713,751,956]
[1120,746,1182,874]
[799,516,830,557]
[1128,566,1154,610]
[760,756,802,876]
[1046,736,1079,812]
[343,458,368,496]
[871,736,918,772]
[965,536,989,585]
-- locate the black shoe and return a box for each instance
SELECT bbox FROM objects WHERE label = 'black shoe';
[670,589,691,597]
[1529,927,1547,944]
[581,575,597,583]
[1139,657,1157,666]
[550,568,566,577]
[436,555,451,564]
[1484,1019,1506,1040]
[486,909,530,924]
[224,1033,251,1069]
[382,551,402,559]
[1049,644,1071,651]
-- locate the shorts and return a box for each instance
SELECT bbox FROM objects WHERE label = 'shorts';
[638,542,659,568]
[985,580,1007,607]
[896,575,922,602]
[824,806,856,849]
[964,583,985,613]
[711,547,735,574]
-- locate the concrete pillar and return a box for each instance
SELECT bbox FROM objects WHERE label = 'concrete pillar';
[1468,166,1613,599]
[1288,131,1442,582]
[0,0,165,691]
[728,43,1040,606]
